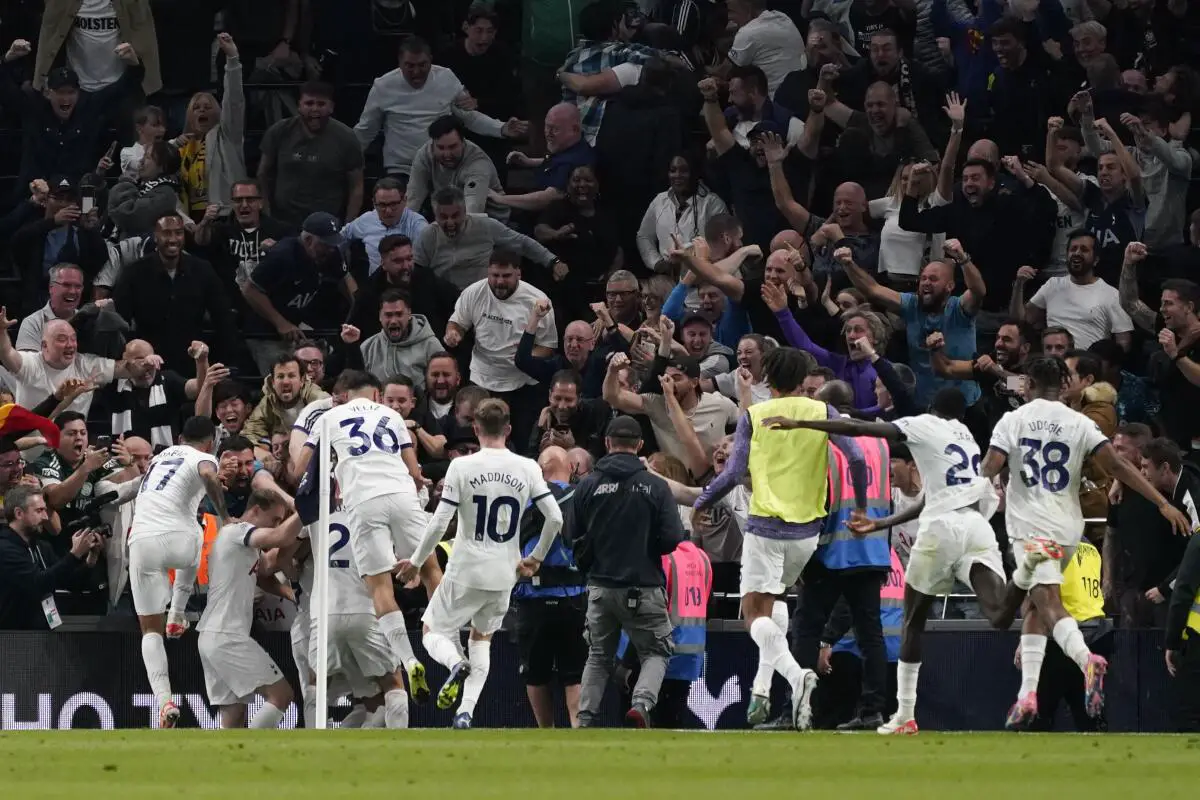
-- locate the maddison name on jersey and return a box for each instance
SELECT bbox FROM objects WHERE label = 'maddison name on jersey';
[469,472,528,493]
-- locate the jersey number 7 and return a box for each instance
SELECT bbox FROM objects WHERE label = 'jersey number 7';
[139,457,184,494]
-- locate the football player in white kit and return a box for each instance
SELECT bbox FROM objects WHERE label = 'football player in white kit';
[397,399,564,729]
[981,357,1190,729]
[768,388,1014,736]
[127,417,231,728]
[303,370,432,704]
[309,506,410,729]
[197,489,300,728]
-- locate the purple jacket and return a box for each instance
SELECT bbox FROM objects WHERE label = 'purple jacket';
[774,308,877,409]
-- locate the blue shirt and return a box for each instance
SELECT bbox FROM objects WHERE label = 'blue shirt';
[900,292,979,408]
[341,208,429,275]
[538,139,595,192]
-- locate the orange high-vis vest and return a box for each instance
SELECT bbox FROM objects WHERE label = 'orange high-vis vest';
[663,541,711,680]
[167,513,219,590]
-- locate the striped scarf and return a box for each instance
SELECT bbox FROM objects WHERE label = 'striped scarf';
[111,378,174,449]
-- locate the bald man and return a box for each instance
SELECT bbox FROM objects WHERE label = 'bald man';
[770,230,805,253]
[567,447,593,480]
[495,102,595,212]
[108,339,198,449]
[514,443,586,728]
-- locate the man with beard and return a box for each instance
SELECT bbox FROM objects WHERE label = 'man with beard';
[258,81,364,228]
[242,211,358,374]
[928,323,1031,429]
[242,354,329,460]
[352,234,460,341]
[342,178,429,276]
[417,352,462,431]
[838,29,945,145]
[699,76,809,251]
[340,290,443,391]
[1119,242,1200,453]
[16,264,84,351]
[445,249,557,449]
[193,179,290,297]
[516,300,606,397]
[1051,103,1145,286]
[527,370,611,459]
[1012,230,1133,350]
[0,486,101,630]
[679,312,735,379]
[415,186,562,290]
[775,19,853,120]
[104,339,196,449]
[113,213,238,376]
[210,434,291,518]
[837,241,984,408]
[722,66,804,149]
[408,116,506,221]
[899,158,1057,344]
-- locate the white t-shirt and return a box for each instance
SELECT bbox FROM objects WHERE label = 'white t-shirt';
[1028,276,1133,350]
[66,0,124,92]
[440,447,552,591]
[869,192,949,277]
[728,10,807,97]
[306,399,416,509]
[893,414,991,517]
[989,398,1109,545]
[713,372,771,406]
[197,522,261,636]
[450,279,557,392]
[323,508,374,616]
[13,351,115,416]
[129,445,218,540]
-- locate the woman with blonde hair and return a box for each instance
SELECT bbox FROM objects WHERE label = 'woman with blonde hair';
[178,33,246,220]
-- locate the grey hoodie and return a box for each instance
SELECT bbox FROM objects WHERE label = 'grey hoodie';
[204,55,247,213]
[108,177,181,237]
[360,313,443,392]
[407,138,508,223]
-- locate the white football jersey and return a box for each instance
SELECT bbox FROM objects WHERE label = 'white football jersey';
[129,444,218,541]
[294,397,335,436]
[990,398,1108,545]
[197,522,262,636]
[893,414,991,517]
[440,447,553,591]
[306,399,416,508]
[320,508,373,616]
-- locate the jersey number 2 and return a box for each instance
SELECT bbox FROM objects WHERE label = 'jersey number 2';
[470,495,520,543]
[329,523,350,568]
[340,416,401,456]
[943,444,981,486]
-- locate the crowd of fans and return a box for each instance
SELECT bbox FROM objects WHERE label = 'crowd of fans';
[0,0,1199,640]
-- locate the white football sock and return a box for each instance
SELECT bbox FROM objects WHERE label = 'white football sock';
[1051,617,1091,671]
[341,705,367,728]
[751,602,789,696]
[1019,634,1047,696]
[364,707,386,728]
[141,633,172,707]
[249,702,285,729]
[896,661,920,719]
[383,689,409,729]
[458,639,491,717]
[750,616,804,694]
[377,611,417,672]
[168,569,196,622]
[423,630,465,671]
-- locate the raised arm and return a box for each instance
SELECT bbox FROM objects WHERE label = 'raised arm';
[1010,265,1044,327]
[759,414,902,440]
[1118,242,1157,333]
[944,238,986,314]
[247,512,303,550]
[657,374,710,478]
[198,460,231,526]
[0,306,24,373]
[926,331,978,380]
[601,352,646,414]
[938,93,966,201]
[694,412,751,509]
[698,79,736,155]
[834,248,902,313]
[677,236,745,303]
[759,133,811,231]
[1093,442,1191,536]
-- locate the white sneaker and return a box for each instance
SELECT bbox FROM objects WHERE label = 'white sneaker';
[791,669,818,731]
[877,712,918,735]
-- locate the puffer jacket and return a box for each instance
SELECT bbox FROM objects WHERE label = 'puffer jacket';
[1079,381,1118,530]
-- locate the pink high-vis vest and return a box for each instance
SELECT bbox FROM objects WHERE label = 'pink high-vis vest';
[821,435,892,570]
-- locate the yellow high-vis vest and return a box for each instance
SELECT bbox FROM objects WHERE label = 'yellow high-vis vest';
[1061,540,1104,622]
[747,396,830,525]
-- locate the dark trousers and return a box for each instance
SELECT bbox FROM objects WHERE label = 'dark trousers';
[793,566,887,716]
[620,676,693,728]
[813,653,898,730]
[1030,624,1112,732]
[1173,638,1200,733]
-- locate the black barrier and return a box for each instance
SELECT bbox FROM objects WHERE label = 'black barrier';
[0,629,1183,730]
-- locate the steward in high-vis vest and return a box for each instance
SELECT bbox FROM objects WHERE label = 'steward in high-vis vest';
[790,381,892,733]
[1164,527,1200,732]
[813,547,904,729]
[513,471,588,729]
[616,541,713,729]
[695,348,868,732]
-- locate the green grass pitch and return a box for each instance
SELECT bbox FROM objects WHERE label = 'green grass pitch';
[4,730,1199,799]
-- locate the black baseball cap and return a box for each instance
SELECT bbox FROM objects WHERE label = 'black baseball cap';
[47,67,80,91]
[664,355,701,380]
[47,175,77,196]
[680,310,712,330]
[749,120,784,140]
[605,415,643,441]
[302,212,345,247]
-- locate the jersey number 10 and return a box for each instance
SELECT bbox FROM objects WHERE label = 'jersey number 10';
[470,495,520,543]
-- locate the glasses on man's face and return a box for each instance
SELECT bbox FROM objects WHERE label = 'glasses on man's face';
[375,200,404,210]
[299,358,324,369]
[606,289,637,299]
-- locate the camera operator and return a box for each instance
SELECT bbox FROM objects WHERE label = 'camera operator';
[0,486,102,630]
[26,411,123,614]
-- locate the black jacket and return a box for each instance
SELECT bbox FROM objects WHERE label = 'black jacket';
[524,396,612,459]
[0,526,86,630]
[1165,529,1200,650]
[350,263,461,341]
[567,453,685,588]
